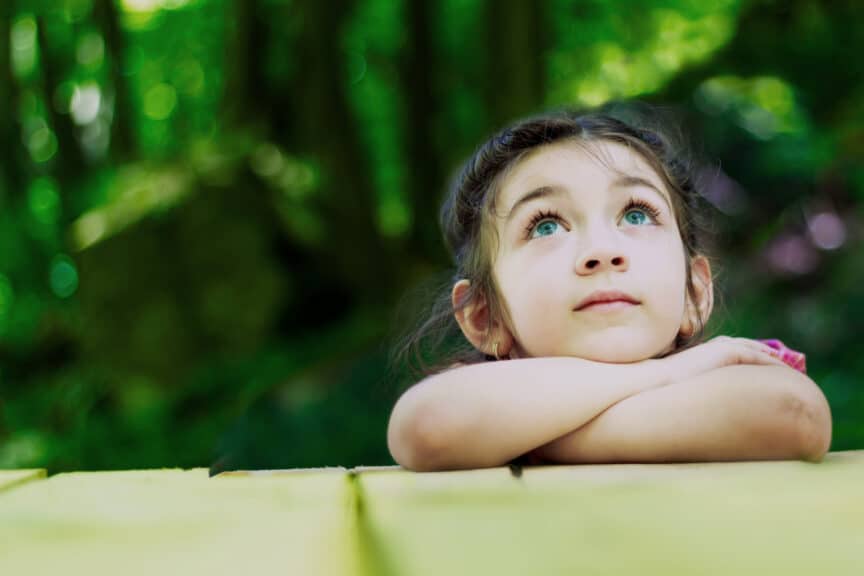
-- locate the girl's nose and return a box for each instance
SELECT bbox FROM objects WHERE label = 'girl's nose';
[577,252,627,274]
[574,232,629,275]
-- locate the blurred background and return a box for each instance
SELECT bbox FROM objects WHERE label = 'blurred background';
[0,0,861,473]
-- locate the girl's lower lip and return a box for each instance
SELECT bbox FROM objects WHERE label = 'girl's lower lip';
[579,300,638,312]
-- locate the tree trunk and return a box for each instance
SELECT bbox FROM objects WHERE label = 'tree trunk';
[36,15,83,179]
[484,0,546,126]
[93,0,135,161]
[401,0,447,265]
[223,0,266,125]
[285,0,387,303]
[0,3,19,195]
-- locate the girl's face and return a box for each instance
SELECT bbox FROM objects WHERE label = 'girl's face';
[491,139,692,362]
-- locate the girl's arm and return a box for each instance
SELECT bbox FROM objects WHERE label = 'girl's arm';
[388,356,670,471]
[388,337,794,471]
[532,364,832,464]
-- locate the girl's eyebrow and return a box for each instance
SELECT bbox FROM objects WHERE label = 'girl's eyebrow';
[611,175,672,212]
[505,174,672,224]
[505,185,565,223]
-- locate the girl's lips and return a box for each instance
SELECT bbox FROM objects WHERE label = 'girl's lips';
[578,300,638,312]
[575,290,640,311]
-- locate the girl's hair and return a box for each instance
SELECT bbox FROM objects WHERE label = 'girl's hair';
[391,103,718,381]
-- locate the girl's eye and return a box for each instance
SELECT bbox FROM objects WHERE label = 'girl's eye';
[525,210,564,239]
[621,199,662,226]
[623,210,649,225]
[533,219,560,238]
[524,200,661,240]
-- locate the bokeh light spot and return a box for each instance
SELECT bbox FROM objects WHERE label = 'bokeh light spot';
[27,126,59,163]
[378,194,410,238]
[807,212,846,250]
[27,178,61,226]
[121,0,194,12]
[49,255,79,299]
[80,119,111,160]
[143,83,178,120]
[695,75,804,139]
[11,15,38,78]
[174,59,205,96]
[766,234,819,275]
[700,167,748,215]
[73,212,108,251]
[70,83,102,125]
[62,0,95,23]
[251,143,284,178]
[77,32,105,69]
[0,431,49,468]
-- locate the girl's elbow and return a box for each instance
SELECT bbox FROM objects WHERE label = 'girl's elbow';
[780,377,833,462]
[387,394,453,472]
[798,392,832,462]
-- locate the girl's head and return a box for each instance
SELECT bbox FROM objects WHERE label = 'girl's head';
[397,106,717,374]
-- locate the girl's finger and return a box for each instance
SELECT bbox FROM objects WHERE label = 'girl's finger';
[741,338,783,358]
[734,340,786,366]
[755,348,788,367]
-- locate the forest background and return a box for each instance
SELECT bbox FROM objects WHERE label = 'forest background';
[0,0,862,472]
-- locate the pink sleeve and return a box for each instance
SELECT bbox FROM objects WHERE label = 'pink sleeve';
[758,339,807,374]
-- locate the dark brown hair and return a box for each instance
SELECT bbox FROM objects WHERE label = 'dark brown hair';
[392,104,717,380]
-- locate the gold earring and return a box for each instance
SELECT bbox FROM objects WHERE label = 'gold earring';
[492,342,500,360]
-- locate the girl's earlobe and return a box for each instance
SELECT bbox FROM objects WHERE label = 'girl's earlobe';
[452,279,488,351]
[680,256,714,337]
[692,255,714,323]
[452,279,514,357]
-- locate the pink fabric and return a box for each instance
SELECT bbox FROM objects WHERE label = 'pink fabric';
[758,339,807,374]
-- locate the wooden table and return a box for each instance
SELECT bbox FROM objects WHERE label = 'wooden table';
[2,451,862,575]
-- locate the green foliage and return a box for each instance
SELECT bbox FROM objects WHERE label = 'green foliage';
[0,0,862,471]
[548,0,742,106]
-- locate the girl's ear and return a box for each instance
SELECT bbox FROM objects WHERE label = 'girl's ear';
[680,255,714,337]
[452,279,515,358]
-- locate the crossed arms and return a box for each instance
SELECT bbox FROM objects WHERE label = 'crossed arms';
[387,351,832,471]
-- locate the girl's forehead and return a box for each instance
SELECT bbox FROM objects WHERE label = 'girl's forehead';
[497,139,668,209]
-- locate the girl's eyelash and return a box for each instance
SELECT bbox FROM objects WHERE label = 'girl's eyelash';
[523,198,663,239]
[524,209,563,238]
[623,197,663,222]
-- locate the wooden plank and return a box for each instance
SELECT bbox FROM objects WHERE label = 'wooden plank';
[356,451,864,576]
[0,467,356,575]
[0,469,46,493]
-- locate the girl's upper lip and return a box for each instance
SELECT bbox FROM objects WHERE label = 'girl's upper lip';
[575,290,640,310]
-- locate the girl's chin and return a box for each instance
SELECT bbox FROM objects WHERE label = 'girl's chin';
[523,343,670,363]
[576,352,648,363]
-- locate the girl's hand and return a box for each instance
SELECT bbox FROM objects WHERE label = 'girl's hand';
[656,336,790,386]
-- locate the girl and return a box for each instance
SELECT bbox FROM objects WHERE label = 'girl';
[387,107,832,472]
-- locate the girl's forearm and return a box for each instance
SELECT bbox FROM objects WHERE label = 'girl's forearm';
[387,356,673,471]
[534,364,832,464]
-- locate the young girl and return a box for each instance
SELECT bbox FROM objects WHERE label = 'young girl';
[387,107,832,472]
